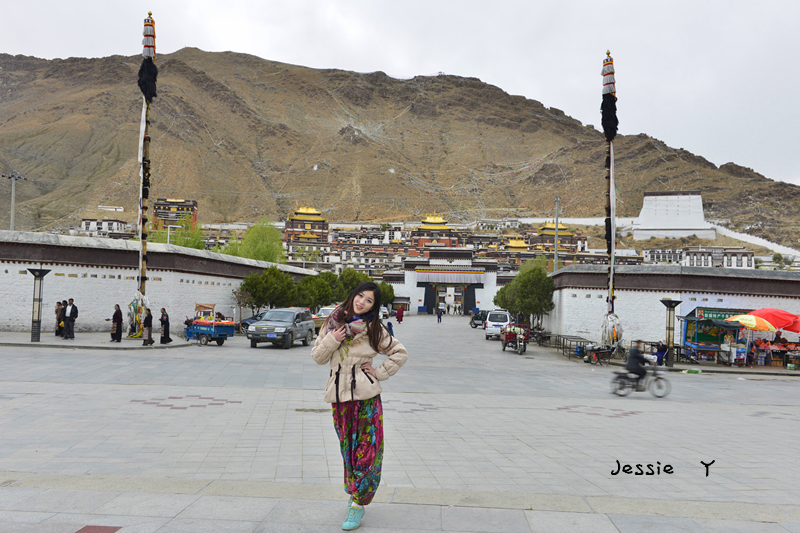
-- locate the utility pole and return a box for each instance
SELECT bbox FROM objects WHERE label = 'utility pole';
[554,196,560,272]
[2,172,28,231]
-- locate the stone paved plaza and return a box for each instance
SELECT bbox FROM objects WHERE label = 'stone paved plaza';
[0,314,798,532]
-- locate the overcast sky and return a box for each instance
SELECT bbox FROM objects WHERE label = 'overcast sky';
[5,1,799,184]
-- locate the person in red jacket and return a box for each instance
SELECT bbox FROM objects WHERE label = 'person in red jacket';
[395,306,404,324]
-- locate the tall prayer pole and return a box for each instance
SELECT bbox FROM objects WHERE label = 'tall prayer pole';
[601,51,618,314]
[600,51,623,348]
[136,12,158,331]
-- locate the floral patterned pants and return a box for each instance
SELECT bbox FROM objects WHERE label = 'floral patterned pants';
[332,395,383,505]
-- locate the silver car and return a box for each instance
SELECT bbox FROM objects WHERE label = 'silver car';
[485,311,511,340]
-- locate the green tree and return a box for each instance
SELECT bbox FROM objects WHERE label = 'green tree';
[493,283,516,314]
[240,272,267,310]
[232,283,257,316]
[493,261,555,325]
[294,275,335,311]
[263,267,297,308]
[379,282,395,309]
[773,253,783,268]
[148,214,205,249]
[221,217,286,263]
[316,271,339,304]
[240,267,297,310]
[295,246,321,268]
[295,276,319,309]
[337,269,373,301]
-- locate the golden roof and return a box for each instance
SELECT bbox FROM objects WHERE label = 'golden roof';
[418,213,451,230]
[538,220,573,236]
[506,239,528,249]
[421,214,447,224]
[289,203,326,222]
[298,231,319,240]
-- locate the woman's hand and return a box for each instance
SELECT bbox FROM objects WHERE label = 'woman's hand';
[361,362,376,377]
[332,325,347,342]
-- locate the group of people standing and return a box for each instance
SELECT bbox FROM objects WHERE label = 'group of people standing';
[140,308,172,346]
[56,300,172,346]
[54,299,78,339]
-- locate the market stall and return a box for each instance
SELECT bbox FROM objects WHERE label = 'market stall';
[730,309,800,369]
[678,314,745,365]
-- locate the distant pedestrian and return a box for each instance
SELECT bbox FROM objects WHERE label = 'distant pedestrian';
[386,321,394,337]
[64,298,78,340]
[437,307,442,323]
[160,308,173,344]
[395,306,404,324]
[142,309,154,346]
[55,302,63,336]
[447,304,451,315]
[106,304,123,342]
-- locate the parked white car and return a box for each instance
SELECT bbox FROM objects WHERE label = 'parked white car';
[485,310,512,340]
[380,306,389,319]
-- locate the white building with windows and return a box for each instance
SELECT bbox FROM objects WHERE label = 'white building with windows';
[80,219,129,236]
[681,246,754,269]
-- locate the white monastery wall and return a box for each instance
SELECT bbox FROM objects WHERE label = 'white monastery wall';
[0,261,240,333]
[543,287,800,344]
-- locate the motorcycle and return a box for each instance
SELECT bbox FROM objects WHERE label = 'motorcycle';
[611,368,671,398]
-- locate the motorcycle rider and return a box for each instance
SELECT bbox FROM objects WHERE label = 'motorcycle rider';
[626,340,648,391]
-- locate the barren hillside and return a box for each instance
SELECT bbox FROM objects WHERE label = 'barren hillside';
[1,48,797,246]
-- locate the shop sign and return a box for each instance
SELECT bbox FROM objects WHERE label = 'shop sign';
[696,308,742,320]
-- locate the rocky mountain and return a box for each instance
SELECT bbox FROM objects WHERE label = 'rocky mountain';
[1,48,798,246]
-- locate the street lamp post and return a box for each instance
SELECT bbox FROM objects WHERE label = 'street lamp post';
[661,299,682,367]
[28,268,51,342]
[166,224,183,244]
[2,172,28,231]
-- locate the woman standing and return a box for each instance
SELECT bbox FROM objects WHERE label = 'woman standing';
[160,308,172,344]
[106,304,123,342]
[311,282,408,531]
[142,308,154,346]
[55,302,63,336]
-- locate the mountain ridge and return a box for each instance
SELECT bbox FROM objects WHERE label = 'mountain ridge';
[0,47,797,247]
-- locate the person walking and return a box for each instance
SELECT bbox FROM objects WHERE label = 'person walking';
[160,308,173,344]
[106,304,123,342]
[55,302,63,336]
[311,282,408,531]
[64,298,78,340]
[437,307,442,323]
[142,308,154,346]
[395,306,403,324]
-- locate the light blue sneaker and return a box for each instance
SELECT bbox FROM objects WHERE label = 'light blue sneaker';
[342,505,365,530]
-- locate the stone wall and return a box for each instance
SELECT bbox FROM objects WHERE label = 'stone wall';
[542,264,800,343]
[0,231,315,332]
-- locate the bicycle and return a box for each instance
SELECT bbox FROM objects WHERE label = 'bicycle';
[586,345,612,366]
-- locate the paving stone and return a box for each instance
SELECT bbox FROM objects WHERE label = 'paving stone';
[441,506,531,532]
[525,510,620,533]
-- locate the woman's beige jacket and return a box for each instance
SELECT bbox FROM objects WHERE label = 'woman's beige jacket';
[311,323,408,403]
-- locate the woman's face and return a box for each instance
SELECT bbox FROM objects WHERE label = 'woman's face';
[353,290,376,315]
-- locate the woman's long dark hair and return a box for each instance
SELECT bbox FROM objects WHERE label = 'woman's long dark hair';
[339,281,390,353]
